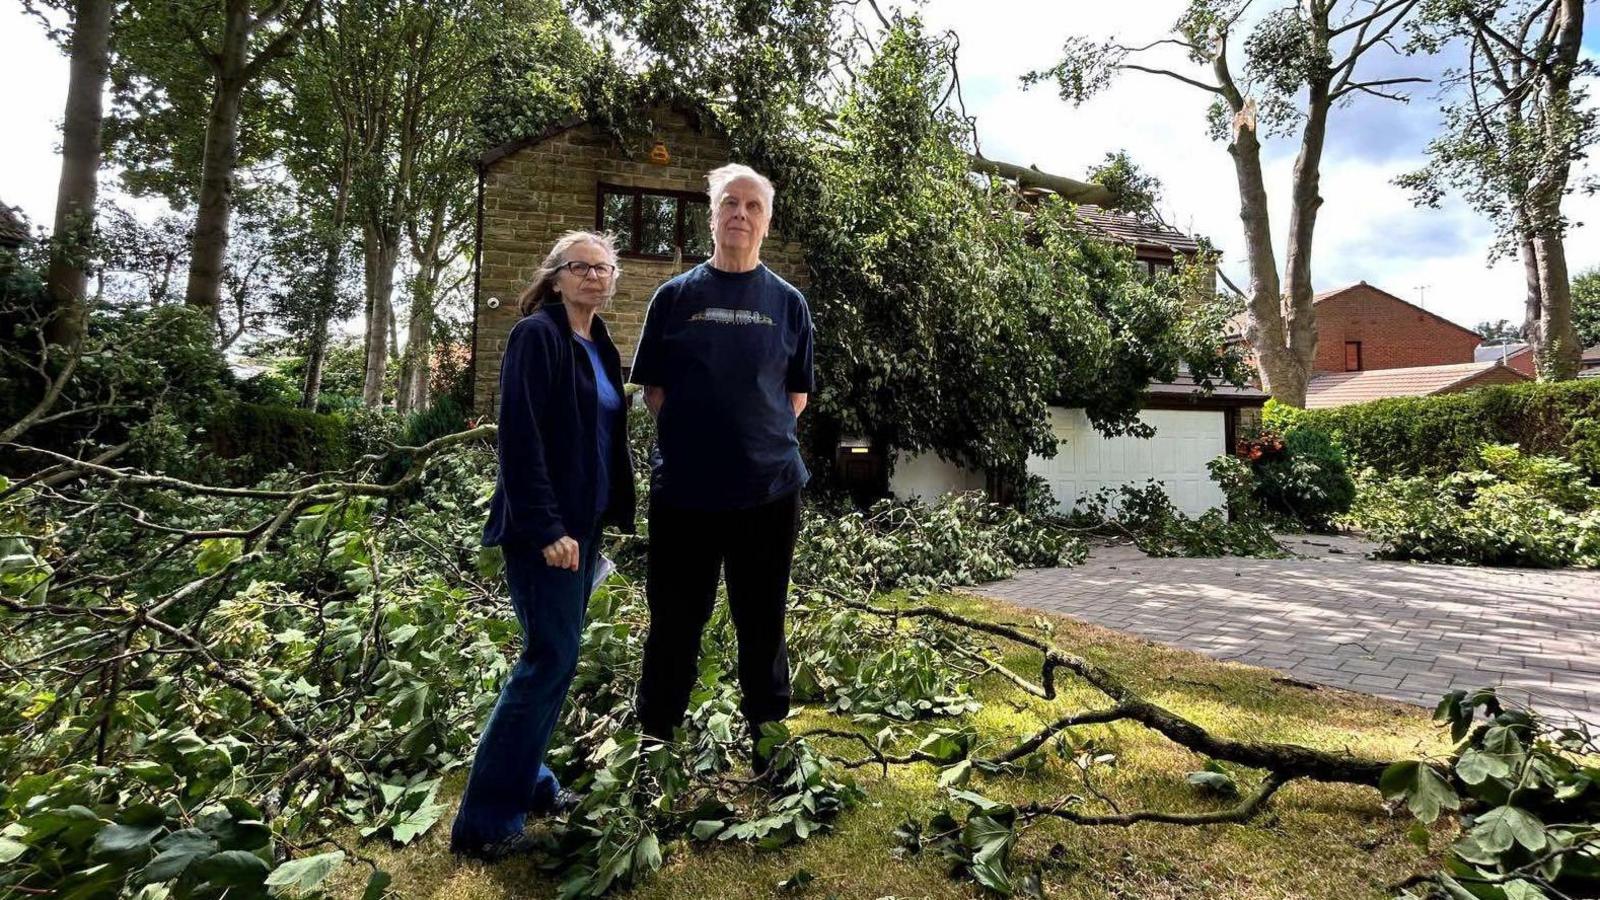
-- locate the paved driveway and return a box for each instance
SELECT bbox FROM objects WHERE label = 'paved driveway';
[974,536,1600,726]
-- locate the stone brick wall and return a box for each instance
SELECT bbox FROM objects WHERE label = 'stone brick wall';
[1312,283,1482,374]
[474,108,810,414]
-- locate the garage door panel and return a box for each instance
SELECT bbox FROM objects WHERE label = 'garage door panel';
[1028,407,1226,518]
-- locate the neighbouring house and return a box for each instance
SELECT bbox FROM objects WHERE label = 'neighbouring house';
[1236,281,1485,374]
[1476,341,1535,375]
[1478,341,1600,378]
[0,204,29,250]
[472,106,1262,516]
[1303,360,1531,409]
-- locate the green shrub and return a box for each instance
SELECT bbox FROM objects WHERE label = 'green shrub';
[399,396,471,448]
[207,402,352,482]
[1348,444,1600,568]
[1245,424,1356,531]
[1282,380,1600,481]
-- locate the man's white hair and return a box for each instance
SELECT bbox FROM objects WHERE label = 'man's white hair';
[706,163,775,216]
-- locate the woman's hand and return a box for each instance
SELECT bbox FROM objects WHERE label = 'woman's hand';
[542,535,580,571]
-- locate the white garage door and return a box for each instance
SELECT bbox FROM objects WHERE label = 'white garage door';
[1026,407,1227,518]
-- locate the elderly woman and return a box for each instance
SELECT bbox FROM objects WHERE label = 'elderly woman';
[452,230,634,860]
[631,164,814,773]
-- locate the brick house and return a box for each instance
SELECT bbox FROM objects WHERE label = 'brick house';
[1308,282,1483,373]
[470,105,808,413]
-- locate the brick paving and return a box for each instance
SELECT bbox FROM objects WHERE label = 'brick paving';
[973,536,1600,726]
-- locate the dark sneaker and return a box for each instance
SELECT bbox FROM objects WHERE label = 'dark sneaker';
[454,831,536,862]
[532,787,581,819]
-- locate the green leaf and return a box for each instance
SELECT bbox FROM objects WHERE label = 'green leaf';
[194,537,243,575]
[265,850,345,896]
[194,849,271,887]
[139,830,218,884]
[948,789,1010,814]
[1185,771,1238,797]
[938,759,973,788]
[1472,806,1547,854]
[777,869,815,892]
[1380,760,1460,824]
[689,820,725,841]
[0,836,27,863]
[632,833,661,874]
[91,823,162,863]
[1502,880,1547,900]
[360,869,393,900]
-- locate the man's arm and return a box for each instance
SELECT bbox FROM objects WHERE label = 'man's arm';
[789,392,807,417]
[644,385,665,417]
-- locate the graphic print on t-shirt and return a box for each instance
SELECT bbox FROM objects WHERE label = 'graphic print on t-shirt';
[688,307,776,327]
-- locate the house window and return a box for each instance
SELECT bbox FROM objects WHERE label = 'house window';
[596,183,712,260]
[1138,257,1176,279]
[1344,341,1363,372]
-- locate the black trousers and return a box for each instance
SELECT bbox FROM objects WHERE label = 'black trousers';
[636,489,802,739]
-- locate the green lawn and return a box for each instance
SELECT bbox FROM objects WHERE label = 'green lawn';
[337,591,1456,899]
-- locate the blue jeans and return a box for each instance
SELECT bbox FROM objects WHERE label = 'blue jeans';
[450,525,602,851]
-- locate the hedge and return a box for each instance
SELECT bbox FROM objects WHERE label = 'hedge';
[208,402,353,483]
[1265,379,1600,479]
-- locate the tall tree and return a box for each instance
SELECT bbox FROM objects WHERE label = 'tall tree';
[1400,0,1593,380]
[1027,0,1428,406]
[37,0,115,351]
[181,0,317,322]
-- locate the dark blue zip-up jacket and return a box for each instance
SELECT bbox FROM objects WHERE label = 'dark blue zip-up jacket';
[482,301,636,550]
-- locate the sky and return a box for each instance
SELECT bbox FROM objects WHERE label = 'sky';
[2,1,1597,332]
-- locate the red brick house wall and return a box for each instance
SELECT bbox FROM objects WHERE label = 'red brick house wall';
[1501,347,1537,376]
[1312,283,1483,373]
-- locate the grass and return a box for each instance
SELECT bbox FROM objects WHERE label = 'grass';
[334,591,1457,899]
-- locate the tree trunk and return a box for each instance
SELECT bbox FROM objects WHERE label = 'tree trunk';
[1518,225,1543,355]
[395,268,433,416]
[43,0,113,352]
[1276,73,1332,408]
[361,221,397,408]
[1533,226,1580,379]
[1222,95,1301,404]
[184,0,252,323]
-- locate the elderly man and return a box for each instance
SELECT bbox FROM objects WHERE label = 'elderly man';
[630,163,814,771]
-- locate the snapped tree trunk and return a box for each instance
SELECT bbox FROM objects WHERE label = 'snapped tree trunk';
[44,0,113,352]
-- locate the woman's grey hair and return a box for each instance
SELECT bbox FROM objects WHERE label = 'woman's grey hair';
[517,230,620,316]
[707,163,776,220]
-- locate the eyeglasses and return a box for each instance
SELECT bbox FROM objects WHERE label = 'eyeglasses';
[559,261,616,280]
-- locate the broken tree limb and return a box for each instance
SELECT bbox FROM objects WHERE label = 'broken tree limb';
[968,155,1115,206]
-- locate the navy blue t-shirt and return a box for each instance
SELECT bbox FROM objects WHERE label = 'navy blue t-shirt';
[630,262,815,510]
[576,333,622,517]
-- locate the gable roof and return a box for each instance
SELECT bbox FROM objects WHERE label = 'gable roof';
[1311,281,1482,343]
[0,204,28,247]
[1304,361,1530,409]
